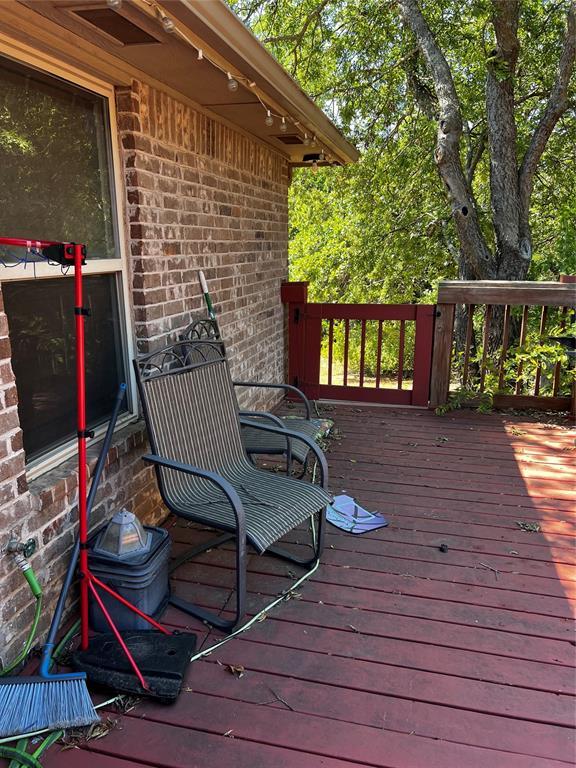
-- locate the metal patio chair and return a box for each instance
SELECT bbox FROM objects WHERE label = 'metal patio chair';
[182,316,334,472]
[134,341,331,631]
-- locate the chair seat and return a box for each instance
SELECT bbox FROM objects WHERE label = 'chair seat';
[164,464,332,553]
[242,416,334,464]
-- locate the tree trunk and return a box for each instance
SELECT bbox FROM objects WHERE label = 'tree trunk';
[397,0,496,280]
[399,0,576,288]
[486,1,524,279]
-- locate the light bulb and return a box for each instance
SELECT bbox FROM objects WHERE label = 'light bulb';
[312,135,317,146]
[319,151,325,162]
[265,110,274,127]
[161,14,175,33]
[311,160,319,174]
[197,49,203,60]
[303,133,311,146]
[280,117,288,133]
[106,0,122,8]
[227,73,239,92]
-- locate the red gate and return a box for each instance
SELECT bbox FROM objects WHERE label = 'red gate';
[282,282,435,407]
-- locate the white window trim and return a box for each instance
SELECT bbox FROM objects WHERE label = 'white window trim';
[0,38,138,481]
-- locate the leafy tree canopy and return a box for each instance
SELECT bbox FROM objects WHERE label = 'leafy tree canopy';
[230,0,575,302]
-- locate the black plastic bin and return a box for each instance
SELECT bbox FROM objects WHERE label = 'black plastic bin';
[88,526,171,632]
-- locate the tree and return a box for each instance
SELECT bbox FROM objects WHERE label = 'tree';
[230,0,576,295]
[397,0,575,282]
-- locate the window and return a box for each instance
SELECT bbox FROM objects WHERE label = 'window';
[0,53,132,469]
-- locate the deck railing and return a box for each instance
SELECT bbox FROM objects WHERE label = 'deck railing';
[281,282,435,406]
[429,280,576,411]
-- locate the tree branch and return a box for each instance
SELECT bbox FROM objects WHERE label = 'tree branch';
[465,128,487,185]
[519,2,576,228]
[263,0,332,47]
[397,0,495,278]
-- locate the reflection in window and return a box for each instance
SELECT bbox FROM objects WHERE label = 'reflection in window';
[0,56,116,258]
[3,275,126,462]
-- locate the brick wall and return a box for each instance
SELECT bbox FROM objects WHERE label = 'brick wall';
[118,80,290,403]
[0,77,290,668]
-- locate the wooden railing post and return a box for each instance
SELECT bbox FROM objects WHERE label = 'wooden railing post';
[412,305,436,406]
[281,281,308,390]
[429,303,455,408]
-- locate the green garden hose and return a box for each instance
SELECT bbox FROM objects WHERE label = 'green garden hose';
[1,556,42,677]
[0,748,43,768]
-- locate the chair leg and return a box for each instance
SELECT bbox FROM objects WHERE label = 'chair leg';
[267,506,326,567]
[169,532,234,574]
[169,531,247,632]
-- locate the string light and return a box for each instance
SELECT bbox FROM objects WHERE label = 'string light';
[106,0,122,8]
[160,13,175,33]
[139,0,336,164]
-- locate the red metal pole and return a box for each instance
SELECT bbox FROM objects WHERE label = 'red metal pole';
[88,579,149,690]
[72,243,91,652]
[90,575,171,635]
[0,237,62,249]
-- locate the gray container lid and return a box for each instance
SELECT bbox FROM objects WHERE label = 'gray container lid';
[92,508,152,561]
[89,526,169,571]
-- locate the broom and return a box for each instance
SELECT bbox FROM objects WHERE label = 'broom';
[0,241,99,738]
[0,384,128,738]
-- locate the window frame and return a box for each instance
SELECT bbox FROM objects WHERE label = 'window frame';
[0,39,137,480]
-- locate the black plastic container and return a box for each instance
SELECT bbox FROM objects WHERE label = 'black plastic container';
[88,526,171,631]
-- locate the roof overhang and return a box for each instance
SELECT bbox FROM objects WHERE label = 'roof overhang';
[7,0,358,166]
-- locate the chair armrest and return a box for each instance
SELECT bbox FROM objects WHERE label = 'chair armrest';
[238,420,328,489]
[233,381,312,419]
[142,454,245,529]
[238,411,285,429]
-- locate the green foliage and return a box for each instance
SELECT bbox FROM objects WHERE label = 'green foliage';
[435,389,493,415]
[230,0,576,301]
[451,310,575,398]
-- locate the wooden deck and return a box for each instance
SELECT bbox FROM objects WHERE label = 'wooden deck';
[43,405,575,768]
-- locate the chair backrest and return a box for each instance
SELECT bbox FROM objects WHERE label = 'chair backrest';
[181,315,221,343]
[134,342,249,503]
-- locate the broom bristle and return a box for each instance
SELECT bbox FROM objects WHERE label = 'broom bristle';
[0,677,99,738]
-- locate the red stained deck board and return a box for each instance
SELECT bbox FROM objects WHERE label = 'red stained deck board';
[117,691,570,768]
[205,639,574,725]
[243,600,574,674]
[283,529,573,576]
[378,518,576,550]
[42,753,145,768]
[320,527,576,564]
[172,544,575,619]
[175,519,575,559]
[43,405,575,768]
[68,717,359,768]
[182,664,575,763]
[171,561,573,642]
[328,489,575,526]
[326,441,576,475]
[205,540,576,598]
[331,469,576,506]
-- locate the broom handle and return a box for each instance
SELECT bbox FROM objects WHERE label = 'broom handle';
[198,270,216,320]
[39,382,126,674]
